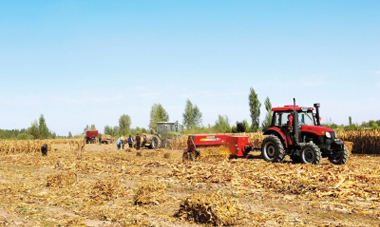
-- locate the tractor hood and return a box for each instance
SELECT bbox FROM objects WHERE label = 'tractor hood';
[301,125,334,136]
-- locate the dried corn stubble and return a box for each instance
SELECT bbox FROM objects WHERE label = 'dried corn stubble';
[46,171,77,187]
[89,177,122,205]
[175,191,239,226]
[134,180,166,205]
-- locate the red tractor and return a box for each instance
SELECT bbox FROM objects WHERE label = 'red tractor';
[261,99,348,164]
[85,130,98,144]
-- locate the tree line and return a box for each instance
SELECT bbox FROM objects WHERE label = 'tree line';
[2,87,378,140]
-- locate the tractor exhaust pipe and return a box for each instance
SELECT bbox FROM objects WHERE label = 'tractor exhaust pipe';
[314,103,321,126]
[293,98,299,145]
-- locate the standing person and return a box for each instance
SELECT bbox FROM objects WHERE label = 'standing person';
[135,133,141,150]
[116,138,121,150]
[121,137,125,149]
[127,135,133,148]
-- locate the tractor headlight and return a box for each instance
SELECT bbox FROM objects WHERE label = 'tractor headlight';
[325,132,331,138]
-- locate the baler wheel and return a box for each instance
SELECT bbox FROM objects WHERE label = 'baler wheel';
[328,145,349,165]
[261,135,285,163]
[301,142,322,164]
[182,151,196,162]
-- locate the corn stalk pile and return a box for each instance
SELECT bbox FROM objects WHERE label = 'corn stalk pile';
[337,130,380,154]
[0,139,85,154]
[0,143,379,226]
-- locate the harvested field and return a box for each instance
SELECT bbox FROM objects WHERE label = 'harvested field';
[0,143,379,226]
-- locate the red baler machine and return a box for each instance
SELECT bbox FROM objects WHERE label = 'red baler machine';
[184,134,255,161]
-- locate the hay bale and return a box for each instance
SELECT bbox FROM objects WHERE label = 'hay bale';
[47,171,77,187]
[175,192,239,226]
[134,180,166,205]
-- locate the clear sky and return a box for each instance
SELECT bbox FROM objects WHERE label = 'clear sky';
[1,1,379,136]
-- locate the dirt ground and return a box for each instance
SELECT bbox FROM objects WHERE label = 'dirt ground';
[0,144,379,226]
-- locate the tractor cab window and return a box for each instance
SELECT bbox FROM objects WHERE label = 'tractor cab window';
[272,112,281,127]
[298,112,315,126]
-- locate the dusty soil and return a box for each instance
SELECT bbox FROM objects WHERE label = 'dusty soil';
[0,144,379,226]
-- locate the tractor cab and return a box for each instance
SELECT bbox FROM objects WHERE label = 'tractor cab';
[262,99,348,165]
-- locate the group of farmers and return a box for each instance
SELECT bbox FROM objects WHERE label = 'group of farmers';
[116,134,142,150]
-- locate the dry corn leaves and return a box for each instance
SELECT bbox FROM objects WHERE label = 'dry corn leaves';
[134,180,166,205]
[175,191,239,226]
[0,142,379,226]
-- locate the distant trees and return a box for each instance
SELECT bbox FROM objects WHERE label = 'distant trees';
[182,99,202,129]
[68,131,73,138]
[104,125,120,137]
[39,114,49,139]
[214,115,231,133]
[149,103,169,130]
[249,87,261,132]
[261,96,272,131]
[119,114,131,136]
[234,120,250,133]
[26,114,52,139]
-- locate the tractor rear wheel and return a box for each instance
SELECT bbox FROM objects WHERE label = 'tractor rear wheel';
[328,146,349,165]
[301,143,322,164]
[150,135,161,149]
[261,135,286,163]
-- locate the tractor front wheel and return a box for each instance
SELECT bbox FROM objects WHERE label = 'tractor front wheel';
[150,135,161,149]
[261,135,286,163]
[301,143,322,164]
[329,146,349,165]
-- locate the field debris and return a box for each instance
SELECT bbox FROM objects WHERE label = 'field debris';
[134,180,166,205]
[46,170,77,187]
[175,191,239,226]
[0,139,379,226]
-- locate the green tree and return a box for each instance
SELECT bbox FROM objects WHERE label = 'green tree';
[249,87,261,132]
[214,115,231,133]
[38,114,49,139]
[28,120,40,139]
[91,124,96,130]
[261,96,272,131]
[68,131,73,138]
[182,99,202,129]
[119,114,132,136]
[149,103,169,129]
[113,126,120,137]
[349,116,352,127]
[84,125,90,133]
[243,120,250,132]
[104,125,113,136]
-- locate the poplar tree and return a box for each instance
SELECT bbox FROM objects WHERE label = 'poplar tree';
[182,99,202,129]
[149,103,169,129]
[262,96,272,131]
[119,114,131,136]
[249,87,261,132]
[38,114,49,139]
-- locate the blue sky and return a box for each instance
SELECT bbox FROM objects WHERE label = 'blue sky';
[1,1,379,136]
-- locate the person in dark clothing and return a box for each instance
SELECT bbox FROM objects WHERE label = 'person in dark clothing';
[127,135,133,148]
[41,144,48,156]
[135,133,141,150]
